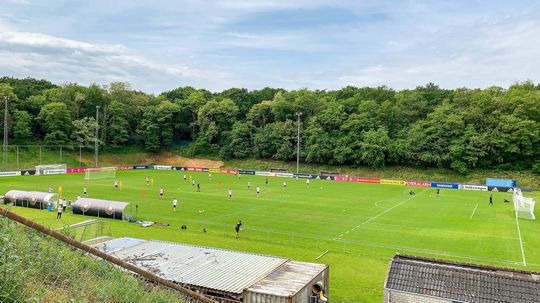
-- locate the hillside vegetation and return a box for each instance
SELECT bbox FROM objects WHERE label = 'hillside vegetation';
[0,77,539,176]
[0,217,189,303]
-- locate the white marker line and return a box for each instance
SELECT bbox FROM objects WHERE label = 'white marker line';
[515,213,527,266]
[470,204,478,219]
[335,189,427,239]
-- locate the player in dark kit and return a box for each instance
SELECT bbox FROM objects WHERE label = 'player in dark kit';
[235,220,242,239]
[489,194,493,206]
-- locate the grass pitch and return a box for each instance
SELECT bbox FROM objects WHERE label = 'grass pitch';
[1,170,539,302]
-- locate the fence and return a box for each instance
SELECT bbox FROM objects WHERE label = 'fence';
[0,207,217,303]
[0,145,95,171]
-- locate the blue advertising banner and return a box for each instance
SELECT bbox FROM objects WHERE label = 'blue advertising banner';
[133,165,150,169]
[431,182,459,189]
[239,170,255,175]
[486,178,516,187]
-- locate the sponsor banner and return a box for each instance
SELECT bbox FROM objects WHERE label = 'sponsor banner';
[239,170,255,175]
[487,186,514,192]
[20,169,37,176]
[255,171,273,176]
[275,172,294,178]
[175,166,187,171]
[133,165,150,170]
[116,166,133,170]
[334,176,346,181]
[405,180,432,187]
[0,171,21,177]
[44,169,66,175]
[208,168,220,173]
[187,167,204,172]
[353,177,380,184]
[321,176,334,181]
[220,169,234,174]
[486,178,517,188]
[293,173,319,179]
[66,168,87,174]
[380,179,406,186]
[432,182,459,189]
[460,184,488,191]
[154,165,172,170]
[521,188,533,193]
[202,168,209,172]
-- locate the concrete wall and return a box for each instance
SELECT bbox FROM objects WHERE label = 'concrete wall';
[384,290,453,303]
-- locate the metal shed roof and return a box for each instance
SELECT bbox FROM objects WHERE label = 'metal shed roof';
[95,237,288,295]
[245,260,328,297]
[385,254,540,303]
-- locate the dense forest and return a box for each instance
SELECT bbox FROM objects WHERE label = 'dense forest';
[0,77,539,174]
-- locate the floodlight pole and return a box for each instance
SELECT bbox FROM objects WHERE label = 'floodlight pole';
[95,105,100,167]
[3,95,8,170]
[296,112,302,174]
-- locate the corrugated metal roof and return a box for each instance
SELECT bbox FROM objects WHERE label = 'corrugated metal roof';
[246,260,328,297]
[385,254,540,303]
[95,238,288,295]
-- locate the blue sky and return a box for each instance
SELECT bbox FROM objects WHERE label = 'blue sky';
[1,0,539,93]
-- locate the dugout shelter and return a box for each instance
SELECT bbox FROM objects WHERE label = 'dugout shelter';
[3,190,59,210]
[72,197,131,220]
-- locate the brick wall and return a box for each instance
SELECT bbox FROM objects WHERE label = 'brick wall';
[384,290,453,303]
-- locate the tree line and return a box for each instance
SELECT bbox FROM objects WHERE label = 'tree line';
[0,77,539,174]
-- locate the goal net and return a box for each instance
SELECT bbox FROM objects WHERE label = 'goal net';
[35,164,67,175]
[513,188,535,220]
[84,167,116,180]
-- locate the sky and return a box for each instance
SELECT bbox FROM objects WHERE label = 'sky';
[1,0,539,93]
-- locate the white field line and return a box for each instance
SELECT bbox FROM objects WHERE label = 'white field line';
[144,214,524,266]
[515,213,527,266]
[333,189,427,240]
[470,204,478,219]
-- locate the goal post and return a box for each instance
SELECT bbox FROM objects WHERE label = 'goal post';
[84,167,116,180]
[35,164,67,175]
[513,188,536,220]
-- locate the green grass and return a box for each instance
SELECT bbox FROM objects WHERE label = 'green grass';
[1,170,539,302]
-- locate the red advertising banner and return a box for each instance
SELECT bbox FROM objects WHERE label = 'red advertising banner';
[355,178,381,184]
[334,176,345,181]
[405,180,432,187]
[187,167,204,172]
[67,168,87,173]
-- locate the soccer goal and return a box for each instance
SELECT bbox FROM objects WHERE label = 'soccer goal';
[513,188,536,220]
[84,167,116,180]
[35,164,67,175]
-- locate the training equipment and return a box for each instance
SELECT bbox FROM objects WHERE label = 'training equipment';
[513,188,535,220]
[35,164,67,175]
[84,167,116,180]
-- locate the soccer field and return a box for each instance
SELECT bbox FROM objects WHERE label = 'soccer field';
[1,170,539,302]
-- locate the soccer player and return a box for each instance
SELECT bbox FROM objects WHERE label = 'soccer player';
[83,186,87,196]
[247,181,251,189]
[56,204,63,219]
[172,198,177,212]
[228,188,233,200]
[283,180,287,189]
[265,177,268,186]
[61,198,67,211]
[183,174,187,182]
[192,179,195,187]
[48,186,53,194]
[114,180,119,189]
[307,179,310,186]
[208,173,212,180]
[256,186,260,197]
[160,187,164,198]
[235,220,242,239]
[197,182,201,192]
[436,188,440,197]
[146,176,150,185]
[409,190,415,196]
[489,194,493,206]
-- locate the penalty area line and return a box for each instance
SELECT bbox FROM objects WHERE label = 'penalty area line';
[515,213,527,266]
[470,204,478,219]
